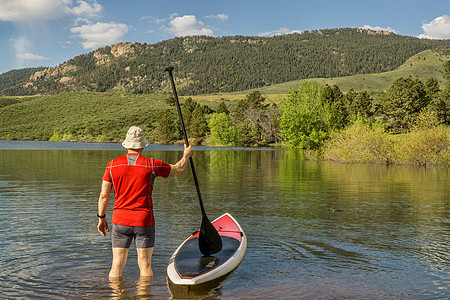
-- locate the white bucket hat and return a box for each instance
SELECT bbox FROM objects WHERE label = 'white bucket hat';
[122,126,149,149]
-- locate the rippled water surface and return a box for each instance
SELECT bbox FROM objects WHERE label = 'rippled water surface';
[0,141,449,299]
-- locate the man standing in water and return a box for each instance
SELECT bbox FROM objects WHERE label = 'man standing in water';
[97,126,194,278]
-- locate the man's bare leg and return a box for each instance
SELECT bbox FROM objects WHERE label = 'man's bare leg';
[137,247,154,277]
[109,248,129,278]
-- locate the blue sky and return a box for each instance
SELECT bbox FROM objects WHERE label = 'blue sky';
[0,0,449,73]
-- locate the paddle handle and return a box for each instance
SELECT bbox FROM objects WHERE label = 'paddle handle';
[165,67,206,216]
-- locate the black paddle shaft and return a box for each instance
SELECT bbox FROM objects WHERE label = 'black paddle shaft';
[165,67,205,214]
[165,67,222,255]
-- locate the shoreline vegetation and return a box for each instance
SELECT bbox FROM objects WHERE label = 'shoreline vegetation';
[321,113,449,166]
[1,57,449,167]
[1,89,448,167]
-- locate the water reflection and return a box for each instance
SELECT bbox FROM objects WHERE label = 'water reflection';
[0,142,449,299]
[136,277,153,298]
[109,277,152,299]
[109,278,129,299]
[167,277,224,299]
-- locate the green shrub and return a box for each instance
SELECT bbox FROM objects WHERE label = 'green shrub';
[62,133,74,141]
[323,112,449,166]
[279,81,332,150]
[49,132,62,142]
[397,111,449,166]
[398,126,449,166]
[323,118,395,164]
[207,113,239,146]
[98,134,109,143]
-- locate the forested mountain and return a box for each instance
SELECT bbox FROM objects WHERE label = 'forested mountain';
[1,28,449,96]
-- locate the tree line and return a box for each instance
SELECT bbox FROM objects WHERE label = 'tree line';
[152,59,449,152]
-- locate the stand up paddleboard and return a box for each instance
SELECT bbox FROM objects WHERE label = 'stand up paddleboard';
[167,213,247,286]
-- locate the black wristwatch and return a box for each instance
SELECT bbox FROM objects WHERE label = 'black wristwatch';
[97,213,106,219]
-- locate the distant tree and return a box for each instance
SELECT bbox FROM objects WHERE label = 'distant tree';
[425,77,447,124]
[279,81,332,150]
[165,96,176,106]
[437,90,450,125]
[232,91,260,145]
[444,60,450,83]
[344,88,357,114]
[243,90,267,109]
[435,60,450,124]
[323,84,348,129]
[208,113,239,146]
[201,104,214,115]
[156,109,178,143]
[189,105,208,138]
[260,104,281,144]
[350,90,373,119]
[381,77,430,132]
[230,90,277,146]
[424,77,440,99]
[182,97,200,135]
[216,101,229,114]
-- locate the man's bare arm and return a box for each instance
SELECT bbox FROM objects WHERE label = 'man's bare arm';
[170,145,194,176]
[97,180,112,236]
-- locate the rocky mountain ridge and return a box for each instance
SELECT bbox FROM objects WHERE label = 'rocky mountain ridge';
[1,28,449,96]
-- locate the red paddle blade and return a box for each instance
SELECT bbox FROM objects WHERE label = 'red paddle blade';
[199,215,223,256]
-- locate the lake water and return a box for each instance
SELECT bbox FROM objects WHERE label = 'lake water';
[0,141,448,299]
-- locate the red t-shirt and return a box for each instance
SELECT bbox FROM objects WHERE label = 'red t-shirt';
[102,153,171,227]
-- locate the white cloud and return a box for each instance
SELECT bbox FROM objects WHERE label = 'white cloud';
[0,0,67,22]
[258,27,302,37]
[418,15,450,39]
[362,25,397,33]
[69,0,102,17]
[71,22,130,49]
[205,14,229,21]
[17,53,50,60]
[165,15,214,37]
[0,0,101,22]
[12,37,51,63]
[139,16,153,22]
[156,13,179,24]
[60,40,73,48]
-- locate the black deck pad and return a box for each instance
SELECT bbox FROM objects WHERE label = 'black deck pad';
[175,236,240,278]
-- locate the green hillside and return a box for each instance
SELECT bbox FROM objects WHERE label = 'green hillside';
[247,50,447,96]
[0,91,229,142]
[0,92,168,141]
[192,50,449,102]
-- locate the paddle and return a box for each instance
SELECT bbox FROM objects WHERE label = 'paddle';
[165,66,223,256]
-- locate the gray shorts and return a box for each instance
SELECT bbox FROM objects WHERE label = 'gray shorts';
[111,224,155,248]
